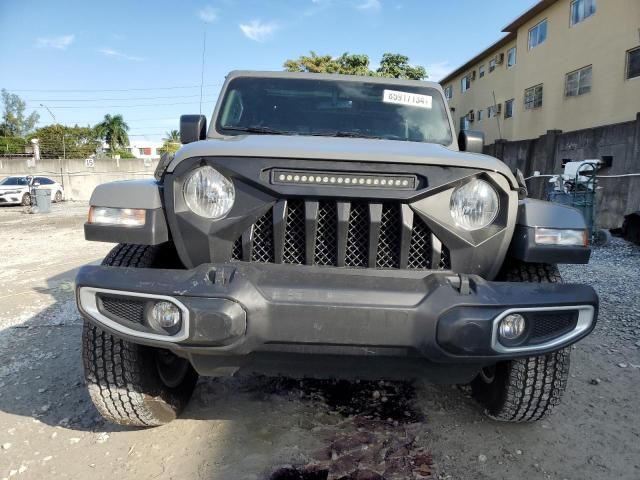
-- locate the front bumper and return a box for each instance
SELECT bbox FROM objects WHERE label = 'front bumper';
[76,262,598,365]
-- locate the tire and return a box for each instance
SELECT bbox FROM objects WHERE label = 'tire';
[54,191,63,203]
[82,244,198,427]
[21,192,31,206]
[470,260,570,422]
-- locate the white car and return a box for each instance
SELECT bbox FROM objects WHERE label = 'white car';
[0,176,65,206]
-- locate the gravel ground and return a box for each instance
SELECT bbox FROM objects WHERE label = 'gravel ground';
[0,203,639,480]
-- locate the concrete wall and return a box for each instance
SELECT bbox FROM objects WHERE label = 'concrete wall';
[484,113,640,229]
[0,157,160,201]
[442,0,640,143]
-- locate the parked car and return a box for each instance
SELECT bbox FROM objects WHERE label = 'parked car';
[76,71,598,427]
[0,176,64,206]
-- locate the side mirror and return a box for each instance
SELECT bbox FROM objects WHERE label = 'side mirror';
[458,130,484,154]
[32,181,40,187]
[180,115,207,144]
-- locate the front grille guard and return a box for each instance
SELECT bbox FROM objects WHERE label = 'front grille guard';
[232,199,451,270]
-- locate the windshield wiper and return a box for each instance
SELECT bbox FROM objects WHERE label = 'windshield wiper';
[222,125,290,135]
[311,130,383,140]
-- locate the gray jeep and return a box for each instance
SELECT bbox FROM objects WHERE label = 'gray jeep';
[76,71,598,426]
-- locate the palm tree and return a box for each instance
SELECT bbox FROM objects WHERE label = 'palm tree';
[163,129,180,143]
[95,114,129,156]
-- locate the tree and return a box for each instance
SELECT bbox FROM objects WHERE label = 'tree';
[159,129,181,155]
[95,114,129,156]
[28,124,101,159]
[284,52,427,80]
[376,53,426,80]
[0,89,40,137]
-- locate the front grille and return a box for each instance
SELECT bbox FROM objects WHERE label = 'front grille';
[99,295,146,324]
[232,199,451,270]
[529,311,579,343]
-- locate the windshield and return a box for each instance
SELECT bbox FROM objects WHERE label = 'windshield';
[0,177,28,186]
[216,77,453,145]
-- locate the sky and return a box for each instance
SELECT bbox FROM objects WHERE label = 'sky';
[0,0,536,143]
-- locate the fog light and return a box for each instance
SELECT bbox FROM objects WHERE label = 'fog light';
[499,314,526,340]
[150,301,181,332]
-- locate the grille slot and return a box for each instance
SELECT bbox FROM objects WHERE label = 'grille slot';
[231,199,450,271]
[99,295,146,324]
[315,201,338,266]
[345,202,369,268]
[283,200,306,264]
[251,209,275,263]
[376,203,401,268]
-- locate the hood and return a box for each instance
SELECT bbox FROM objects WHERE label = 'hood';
[169,135,517,188]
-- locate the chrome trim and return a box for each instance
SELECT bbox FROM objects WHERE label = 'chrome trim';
[78,287,190,343]
[491,305,594,354]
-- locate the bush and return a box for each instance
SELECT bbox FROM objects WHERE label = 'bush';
[0,136,27,154]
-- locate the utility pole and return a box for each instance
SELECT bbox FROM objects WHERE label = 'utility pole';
[40,103,66,159]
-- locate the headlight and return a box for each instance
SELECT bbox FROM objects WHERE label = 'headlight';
[449,179,499,231]
[183,166,235,219]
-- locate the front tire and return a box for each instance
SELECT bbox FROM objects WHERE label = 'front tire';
[82,244,198,427]
[471,260,571,422]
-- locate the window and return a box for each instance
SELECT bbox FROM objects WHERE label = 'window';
[505,99,515,118]
[507,47,517,68]
[461,76,471,92]
[37,177,54,185]
[488,105,497,118]
[528,19,547,49]
[489,59,497,73]
[444,85,453,99]
[140,147,151,155]
[524,84,543,109]
[460,116,470,132]
[479,65,485,78]
[627,47,640,80]
[571,0,596,26]
[565,65,592,96]
[218,76,454,145]
[476,109,483,121]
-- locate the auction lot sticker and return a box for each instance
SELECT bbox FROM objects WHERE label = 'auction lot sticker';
[383,89,432,109]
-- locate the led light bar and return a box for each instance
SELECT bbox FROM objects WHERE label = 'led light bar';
[271,170,417,190]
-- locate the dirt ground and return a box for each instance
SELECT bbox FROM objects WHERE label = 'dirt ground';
[0,202,639,480]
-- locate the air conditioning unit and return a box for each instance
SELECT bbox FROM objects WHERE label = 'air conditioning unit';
[471,70,476,81]
[496,53,504,65]
[496,103,503,114]
[467,110,475,122]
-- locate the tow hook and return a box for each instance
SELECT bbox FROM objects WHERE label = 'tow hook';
[447,274,473,295]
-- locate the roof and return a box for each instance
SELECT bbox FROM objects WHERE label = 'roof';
[439,0,558,85]
[439,32,516,85]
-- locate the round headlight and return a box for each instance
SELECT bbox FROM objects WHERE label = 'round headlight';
[449,179,499,231]
[183,166,235,219]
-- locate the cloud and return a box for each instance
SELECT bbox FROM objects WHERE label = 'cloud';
[198,6,218,23]
[239,20,278,42]
[36,34,75,50]
[99,48,145,62]
[424,61,453,82]
[356,0,381,11]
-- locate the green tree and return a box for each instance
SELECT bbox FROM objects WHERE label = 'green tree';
[95,114,129,156]
[0,89,40,137]
[375,53,426,80]
[28,124,101,159]
[159,129,181,154]
[284,52,427,80]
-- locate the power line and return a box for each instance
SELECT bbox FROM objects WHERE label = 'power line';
[25,94,211,102]
[28,100,216,109]
[8,83,223,93]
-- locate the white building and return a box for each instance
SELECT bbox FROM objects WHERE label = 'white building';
[127,141,163,159]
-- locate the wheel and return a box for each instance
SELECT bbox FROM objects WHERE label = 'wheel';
[592,229,611,247]
[54,191,63,203]
[21,192,31,206]
[470,260,570,422]
[82,244,198,427]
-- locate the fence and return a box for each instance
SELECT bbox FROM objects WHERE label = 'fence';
[484,113,640,229]
[0,157,160,201]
